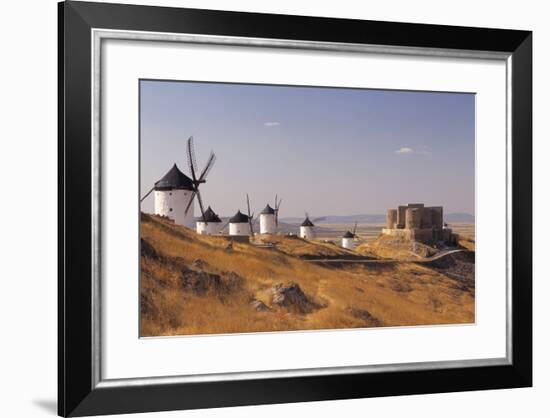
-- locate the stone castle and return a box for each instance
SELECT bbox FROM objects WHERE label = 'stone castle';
[382,203,457,245]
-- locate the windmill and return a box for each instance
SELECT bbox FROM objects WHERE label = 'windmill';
[342,221,360,249]
[259,196,280,234]
[225,194,256,237]
[300,212,316,240]
[139,136,215,228]
[183,136,216,224]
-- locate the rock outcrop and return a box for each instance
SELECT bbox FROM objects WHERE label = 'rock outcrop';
[271,282,320,314]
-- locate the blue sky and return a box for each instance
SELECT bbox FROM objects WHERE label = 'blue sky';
[140,80,475,218]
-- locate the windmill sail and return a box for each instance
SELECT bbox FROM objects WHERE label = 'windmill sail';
[195,189,207,223]
[187,136,198,181]
[220,218,231,232]
[246,194,254,236]
[274,194,282,226]
[140,186,155,203]
[198,152,216,182]
[183,136,217,225]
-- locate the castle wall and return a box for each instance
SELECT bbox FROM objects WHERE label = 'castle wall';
[410,228,435,243]
[382,228,413,240]
[382,227,435,244]
[429,206,444,229]
[405,207,422,229]
[421,208,433,228]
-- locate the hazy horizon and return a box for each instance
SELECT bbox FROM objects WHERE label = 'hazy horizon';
[140,80,475,218]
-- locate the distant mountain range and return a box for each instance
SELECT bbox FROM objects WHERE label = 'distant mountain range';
[280,213,475,224]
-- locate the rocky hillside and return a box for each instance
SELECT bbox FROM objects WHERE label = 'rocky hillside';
[140,213,475,337]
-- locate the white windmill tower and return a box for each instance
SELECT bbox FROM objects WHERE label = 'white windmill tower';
[228,211,250,236]
[140,136,216,228]
[196,206,222,235]
[259,204,276,234]
[341,222,358,249]
[259,195,282,235]
[226,194,255,237]
[299,213,315,240]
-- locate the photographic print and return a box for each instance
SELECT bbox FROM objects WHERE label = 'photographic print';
[139,80,475,337]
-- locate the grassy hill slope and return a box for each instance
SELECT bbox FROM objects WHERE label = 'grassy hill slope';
[140,213,475,337]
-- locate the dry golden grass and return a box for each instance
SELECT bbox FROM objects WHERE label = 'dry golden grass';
[140,214,475,337]
[355,234,439,259]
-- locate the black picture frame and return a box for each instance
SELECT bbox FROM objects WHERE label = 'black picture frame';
[58,1,532,416]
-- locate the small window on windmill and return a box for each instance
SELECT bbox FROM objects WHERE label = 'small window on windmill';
[169,208,173,212]
[169,192,172,196]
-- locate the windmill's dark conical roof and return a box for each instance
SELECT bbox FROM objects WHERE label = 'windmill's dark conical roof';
[154,164,194,190]
[343,231,355,238]
[229,210,249,223]
[260,204,275,215]
[198,206,222,223]
[301,218,314,227]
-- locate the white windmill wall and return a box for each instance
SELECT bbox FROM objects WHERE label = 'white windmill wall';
[154,189,194,227]
[300,226,315,240]
[229,222,250,236]
[196,221,221,235]
[342,237,355,250]
[259,214,276,234]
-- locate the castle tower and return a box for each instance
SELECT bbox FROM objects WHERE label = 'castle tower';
[405,207,422,229]
[259,204,276,234]
[195,206,222,235]
[386,209,397,229]
[299,217,315,240]
[229,210,251,236]
[153,164,195,227]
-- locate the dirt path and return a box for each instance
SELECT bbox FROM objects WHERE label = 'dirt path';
[304,249,466,264]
